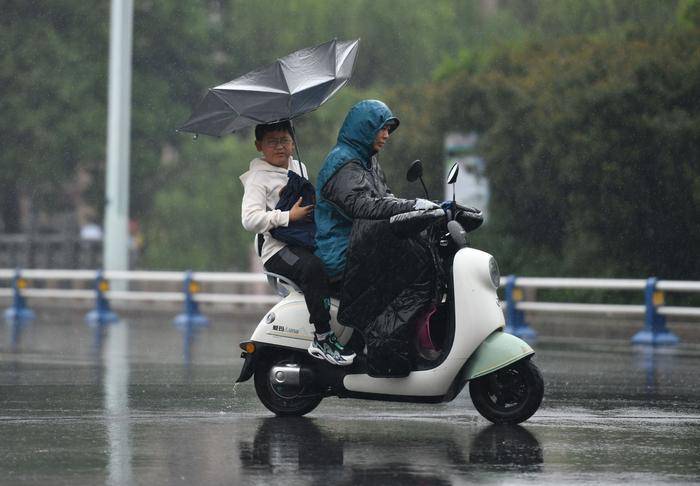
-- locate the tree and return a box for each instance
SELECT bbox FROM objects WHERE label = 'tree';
[143,135,253,270]
[0,1,108,231]
[436,28,700,279]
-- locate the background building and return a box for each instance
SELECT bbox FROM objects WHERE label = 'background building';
[444,132,489,216]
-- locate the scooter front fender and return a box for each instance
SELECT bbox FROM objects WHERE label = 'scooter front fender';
[462,331,534,381]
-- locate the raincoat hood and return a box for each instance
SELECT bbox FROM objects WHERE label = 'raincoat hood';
[335,99,400,166]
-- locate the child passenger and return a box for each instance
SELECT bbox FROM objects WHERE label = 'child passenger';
[239,121,356,366]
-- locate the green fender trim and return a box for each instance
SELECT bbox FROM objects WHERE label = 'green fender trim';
[463,331,534,381]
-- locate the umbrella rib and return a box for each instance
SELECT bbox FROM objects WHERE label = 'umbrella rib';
[273,59,293,120]
[332,38,337,80]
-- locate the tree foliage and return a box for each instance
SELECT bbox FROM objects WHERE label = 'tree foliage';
[3,0,698,279]
[436,27,700,279]
[0,1,108,229]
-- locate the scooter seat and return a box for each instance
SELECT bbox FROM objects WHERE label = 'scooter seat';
[264,271,302,297]
[263,271,342,300]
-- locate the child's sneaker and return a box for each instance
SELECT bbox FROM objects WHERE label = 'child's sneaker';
[308,331,356,366]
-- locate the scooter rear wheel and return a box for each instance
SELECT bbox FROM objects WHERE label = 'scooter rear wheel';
[469,358,544,424]
[254,354,323,417]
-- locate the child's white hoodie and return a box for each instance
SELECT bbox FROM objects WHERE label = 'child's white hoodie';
[239,157,307,263]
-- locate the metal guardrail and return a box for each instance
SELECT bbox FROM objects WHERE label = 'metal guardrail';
[0,268,281,353]
[501,276,700,345]
[2,269,699,349]
[0,268,278,303]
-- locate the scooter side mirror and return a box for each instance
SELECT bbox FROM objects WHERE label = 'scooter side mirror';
[406,159,430,199]
[446,163,459,185]
[406,160,423,182]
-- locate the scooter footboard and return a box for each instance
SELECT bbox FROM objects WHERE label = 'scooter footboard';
[462,331,534,381]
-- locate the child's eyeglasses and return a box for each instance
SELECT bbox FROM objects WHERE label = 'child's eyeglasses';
[263,137,293,148]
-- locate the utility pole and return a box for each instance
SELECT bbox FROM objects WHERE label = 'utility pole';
[104,0,134,282]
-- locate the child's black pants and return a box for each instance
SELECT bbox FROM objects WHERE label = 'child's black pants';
[264,246,332,334]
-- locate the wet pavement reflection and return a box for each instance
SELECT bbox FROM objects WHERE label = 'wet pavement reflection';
[1,312,699,485]
[238,418,544,485]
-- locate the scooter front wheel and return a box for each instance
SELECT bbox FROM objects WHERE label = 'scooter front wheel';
[253,353,323,417]
[469,358,544,424]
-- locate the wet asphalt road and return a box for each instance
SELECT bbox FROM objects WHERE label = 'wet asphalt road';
[1,312,699,485]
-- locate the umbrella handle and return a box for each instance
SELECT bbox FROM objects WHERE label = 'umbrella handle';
[290,119,303,167]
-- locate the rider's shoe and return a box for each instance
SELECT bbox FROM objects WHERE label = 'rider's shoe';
[308,331,356,366]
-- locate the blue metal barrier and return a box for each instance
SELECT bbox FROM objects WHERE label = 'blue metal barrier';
[631,277,680,345]
[173,271,209,362]
[3,268,36,348]
[504,275,538,341]
[85,270,119,348]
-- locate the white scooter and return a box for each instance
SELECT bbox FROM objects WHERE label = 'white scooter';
[237,162,544,424]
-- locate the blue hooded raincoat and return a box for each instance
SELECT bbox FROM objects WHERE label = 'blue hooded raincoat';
[316,100,406,277]
[314,100,440,377]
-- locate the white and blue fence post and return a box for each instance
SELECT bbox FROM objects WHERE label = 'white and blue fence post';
[85,270,119,348]
[504,275,537,341]
[631,277,679,345]
[4,268,36,348]
[174,271,209,363]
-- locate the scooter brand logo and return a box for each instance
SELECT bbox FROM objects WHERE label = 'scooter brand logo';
[271,324,301,335]
[267,323,311,342]
[265,312,275,323]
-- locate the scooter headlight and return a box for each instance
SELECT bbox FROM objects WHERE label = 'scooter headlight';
[489,257,500,289]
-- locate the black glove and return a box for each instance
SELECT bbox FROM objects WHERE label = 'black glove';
[454,205,483,232]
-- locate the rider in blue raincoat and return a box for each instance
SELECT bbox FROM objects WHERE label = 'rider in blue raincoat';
[315,100,441,377]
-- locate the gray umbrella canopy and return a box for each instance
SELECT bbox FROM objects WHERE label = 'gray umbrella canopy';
[178,38,360,137]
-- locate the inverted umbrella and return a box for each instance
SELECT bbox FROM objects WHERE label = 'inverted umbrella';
[178,38,360,137]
